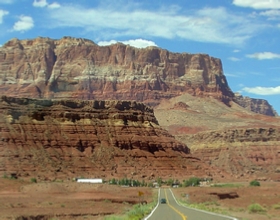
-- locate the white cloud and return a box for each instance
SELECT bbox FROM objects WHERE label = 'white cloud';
[98,39,158,48]
[48,2,60,9]
[33,0,60,9]
[13,15,34,32]
[46,4,264,45]
[233,0,280,9]
[0,0,13,4]
[246,52,280,60]
[260,9,280,17]
[33,0,48,7]
[233,49,240,53]
[242,86,280,95]
[98,40,117,46]
[0,9,8,23]
[228,56,241,61]
[225,72,241,77]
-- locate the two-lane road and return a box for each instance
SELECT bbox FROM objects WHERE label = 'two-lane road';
[145,188,238,220]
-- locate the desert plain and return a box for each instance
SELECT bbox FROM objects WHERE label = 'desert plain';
[1,178,280,220]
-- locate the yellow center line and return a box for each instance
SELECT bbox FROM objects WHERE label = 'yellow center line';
[164,189,187,220]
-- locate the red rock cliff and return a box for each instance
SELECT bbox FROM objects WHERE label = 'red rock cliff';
[0,96,221,180]
[0,37,233,106]
[181,127,280,181]
[233,93,278,116]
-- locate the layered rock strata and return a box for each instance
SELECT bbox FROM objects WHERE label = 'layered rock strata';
[179,128,280,180]
[0,96,218,180]
[0,37,233,107]
[234,93,278,117]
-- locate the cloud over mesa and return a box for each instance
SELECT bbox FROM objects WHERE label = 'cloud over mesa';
[242,86,280,95]
[246,52,280,60]
[33,0,60,9]
[228,56,241,61]
[0,9,8,23]
[98,39,158,48]
[13,15,34,32]
[46,4,263,45]
[233,0,280,9]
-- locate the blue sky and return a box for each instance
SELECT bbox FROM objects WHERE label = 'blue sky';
[0,0,279,114]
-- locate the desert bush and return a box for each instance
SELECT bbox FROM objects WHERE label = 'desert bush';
[211,183,243,188]
[104,191,158,220]
[184,202,228,215]
[182,177,200,187]
[166,178,174,186]
[249,180,260,186]
[30,177,37,183]
[109,178,118,185]
[248,203,266,213]
[2,173,17,179]
[156,177,162,187]
[104,199,112,203]
[272,203,280,210]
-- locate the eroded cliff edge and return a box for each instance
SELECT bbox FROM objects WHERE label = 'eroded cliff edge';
[0,36,233,106]
[0,96,220,180]
[177,127,280,181]
[234,93,278,117]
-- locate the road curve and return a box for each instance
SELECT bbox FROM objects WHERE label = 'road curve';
[144,188,238,220]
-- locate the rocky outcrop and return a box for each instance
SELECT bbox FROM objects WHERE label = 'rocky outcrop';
[0,37,233,106]
[181,128,280,180]
[0,96,219,181]
[186,127,280,143]
[233,93,278,116]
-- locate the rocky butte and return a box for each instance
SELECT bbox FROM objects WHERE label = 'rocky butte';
[0,36,279,181]
[0,36,276,116]
[0,96,222,181]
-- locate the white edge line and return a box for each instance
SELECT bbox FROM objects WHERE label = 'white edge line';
[143,188,160,220]
[169,188,239,220]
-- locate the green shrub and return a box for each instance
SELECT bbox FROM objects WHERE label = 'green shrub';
[104,191,158,220]
[249,180,260,186]
[272,203,280,210]
[30,177,37,183]
[211,183,243,188]
[183,177,201,187]
[248,203,266,213]
[156,177,162,187]
[166,178,174,186]
[3,173,17,179]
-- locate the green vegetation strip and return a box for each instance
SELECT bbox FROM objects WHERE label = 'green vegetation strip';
[211,183,244,188]
[178,200,230,216]
[248,203,266,214]
[104,192,157,220]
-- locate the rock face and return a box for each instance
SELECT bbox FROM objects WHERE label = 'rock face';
[0,96,218,180]
[183,128,280,180]
[0,37,233,106]
[0,36,279,182]
[233,93,278,117]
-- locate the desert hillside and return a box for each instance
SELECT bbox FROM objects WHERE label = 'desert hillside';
[0,37,276,116]
[0,37,279,182]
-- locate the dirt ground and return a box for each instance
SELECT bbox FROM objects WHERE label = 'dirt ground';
[172,181,280,220]
[0,178,153,220]
[0,178,280,220]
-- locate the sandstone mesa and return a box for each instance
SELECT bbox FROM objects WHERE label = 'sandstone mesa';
[0,37,279,182]
[0,36,276,116]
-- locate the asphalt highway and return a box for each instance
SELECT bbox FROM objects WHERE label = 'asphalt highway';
[145,188,238,220]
